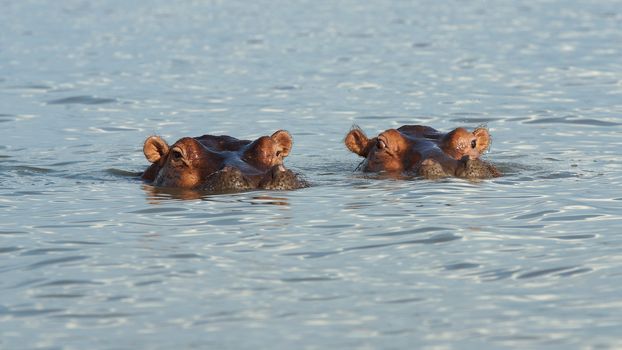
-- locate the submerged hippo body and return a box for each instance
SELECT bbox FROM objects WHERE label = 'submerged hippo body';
[345,125,500,179]
[142,130,307,192]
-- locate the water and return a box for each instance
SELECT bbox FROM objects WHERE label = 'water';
[1,1,622,349]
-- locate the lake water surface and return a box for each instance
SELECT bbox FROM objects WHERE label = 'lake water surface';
[1,1,622,349]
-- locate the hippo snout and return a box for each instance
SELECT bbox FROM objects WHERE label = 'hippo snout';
[455,157,501,179]
[259,165,309,190]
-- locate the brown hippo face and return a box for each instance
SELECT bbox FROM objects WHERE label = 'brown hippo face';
[345,127,421,173]
[143,136,223,188]
[241,130,292,171]
[142,130,305,191]
[438,127,490,160]
[345,125,499,179]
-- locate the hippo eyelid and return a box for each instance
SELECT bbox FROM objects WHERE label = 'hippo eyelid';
[170,147,185,162]
[376,137,388,150]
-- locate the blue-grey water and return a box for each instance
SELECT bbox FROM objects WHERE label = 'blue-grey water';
[1,1,622,349]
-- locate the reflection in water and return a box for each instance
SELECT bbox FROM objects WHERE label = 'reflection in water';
[142,184,291,207]
[2,0,622,349]
[142,184,213,201]
[46,95,117,105]
[249,195,290,206]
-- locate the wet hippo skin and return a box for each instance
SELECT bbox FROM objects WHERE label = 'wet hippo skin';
[142,130,308,192]
[345,125,500,179]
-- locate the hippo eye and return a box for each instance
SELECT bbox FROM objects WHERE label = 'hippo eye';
[377,140,386,150]
[471,140,477,149]
[171,149,183,160]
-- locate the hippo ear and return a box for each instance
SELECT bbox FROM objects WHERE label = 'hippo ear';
[143,136,170,164]
[271,130,293,158]
[473,128,491,153]
[345,127,371,157]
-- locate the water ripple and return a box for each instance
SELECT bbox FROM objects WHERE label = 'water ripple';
[38,279,102,287]
[34,293,85,299]
[345,233,461,251]
[541,214,603,222]
[130,207,189,214]
[475,268,520,282]
[1,165,53,174]
[282,251,339,259]
[524,115,621,126]
[0,114,15,123]
[2,1,622,348]
[516,266,580,279]
[46,95,117,105]
[369,226,447,237]
[281,276,338,283]
[512,210,558,221]
[165,253,204,259]
[1,308,64,317]
[27,256,88,270]
[444,262,480,270]
[52,312,134,319]
[0,246,22,254]
[0,231,27,235]
[381,297,426,304]
[21,248,78,256]
[51,240,107,246]
[550,234,596,240]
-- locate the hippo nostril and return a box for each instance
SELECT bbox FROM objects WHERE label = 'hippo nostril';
[471,140,477,149]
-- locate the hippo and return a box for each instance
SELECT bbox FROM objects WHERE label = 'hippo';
[344,125,500,179]
[141,130,307,193]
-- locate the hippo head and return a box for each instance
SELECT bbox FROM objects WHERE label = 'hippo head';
[142,130,306,192]
[143,136,221,188]
[437,127,491,160]
[345,125,499,179]
[240,131,292,171]
[345,128,415,173]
